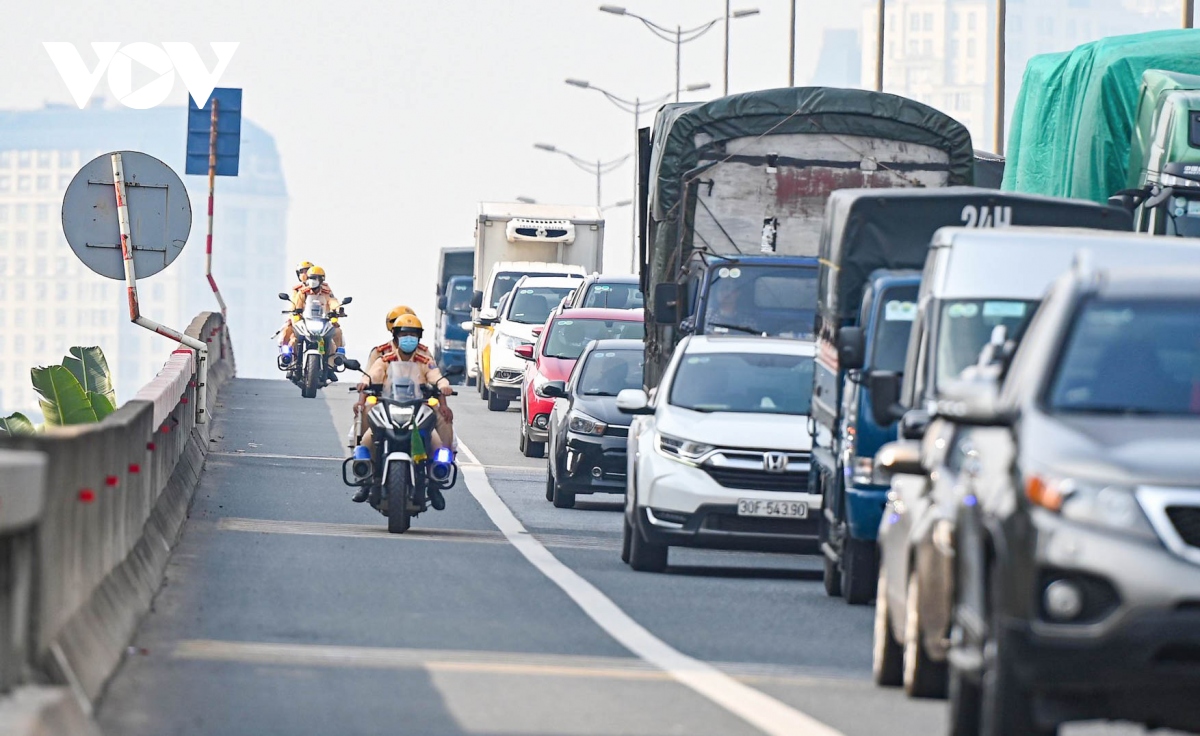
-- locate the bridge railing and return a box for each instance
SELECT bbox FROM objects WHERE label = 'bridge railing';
[0,312,234,706]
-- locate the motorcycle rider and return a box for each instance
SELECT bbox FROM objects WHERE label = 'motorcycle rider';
[278,260,314,364]
[352,313,454,508]
[283,265,345,377]
[351,306,435,444]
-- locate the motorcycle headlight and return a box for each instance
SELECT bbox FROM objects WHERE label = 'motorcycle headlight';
[1025,474,1156,540]
[305,318,326,333]
[655,431,714,465]
[387,405,415,429]
[568,411,607,436]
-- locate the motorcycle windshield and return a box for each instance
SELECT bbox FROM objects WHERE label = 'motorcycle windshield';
[305,296,326,319]
[388,361,424,402]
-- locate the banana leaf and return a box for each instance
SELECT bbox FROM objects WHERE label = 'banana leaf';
[0,412,37,436]
[32,365,99,426]
[63,346,116,406]
[87,391,116,421]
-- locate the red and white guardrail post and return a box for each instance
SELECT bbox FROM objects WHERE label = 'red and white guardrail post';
[205,98,227,316]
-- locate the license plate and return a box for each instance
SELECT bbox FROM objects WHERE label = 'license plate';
[737,499,808,519]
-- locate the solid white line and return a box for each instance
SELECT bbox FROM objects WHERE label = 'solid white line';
[455,439,843,736]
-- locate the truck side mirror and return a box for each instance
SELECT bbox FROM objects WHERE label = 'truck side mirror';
[837,327,865,371]
[470,290,484,310]
[867,371,905,427]
[652,283,679,324]
[438,295,448,311]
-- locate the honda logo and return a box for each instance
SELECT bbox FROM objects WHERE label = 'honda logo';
[763,452,789,473]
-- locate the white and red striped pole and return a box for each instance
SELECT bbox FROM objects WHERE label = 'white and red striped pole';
[205,99,227,316]
[110,152,209,423]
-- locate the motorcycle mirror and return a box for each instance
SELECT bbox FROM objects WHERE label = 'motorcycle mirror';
[341,296,353,305]
[343,358,362,372]
[278,292,290,301]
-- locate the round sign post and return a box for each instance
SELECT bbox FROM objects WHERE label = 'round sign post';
[62,151,209,424]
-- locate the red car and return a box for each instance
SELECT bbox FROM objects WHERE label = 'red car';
[516,307,645,458]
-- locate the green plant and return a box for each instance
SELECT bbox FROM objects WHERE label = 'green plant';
[63,346,117,407]
[4,346,117,432]
[0,412,38,436]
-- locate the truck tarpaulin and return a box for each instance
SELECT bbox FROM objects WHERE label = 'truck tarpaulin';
[645,87,975,294]
[817,187,1133,324]
[1002,29,1200,203]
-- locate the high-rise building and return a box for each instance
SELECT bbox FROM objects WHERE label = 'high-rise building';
[0,102,287,418]
[861,0,1181,149]
[810,29,864,88]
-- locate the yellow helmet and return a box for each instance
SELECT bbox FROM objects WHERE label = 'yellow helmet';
[385,305,415,331]
[308,266,326,278]
[392,313,423,334]
[295,260,314,279]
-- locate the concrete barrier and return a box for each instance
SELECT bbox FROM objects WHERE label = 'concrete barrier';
[0,312,234,725]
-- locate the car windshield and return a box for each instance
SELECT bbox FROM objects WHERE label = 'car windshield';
[870,285,919,372]
[506,286,575,325]
[702,266,816,339]
[582,282,643,310]
[447,281,473,313]
[491,271,569,308]
[935,299,1036,389]
[669,351,814,415]
[577,350,645,396]
[544,318,646,359]
[1047,298,1200,416]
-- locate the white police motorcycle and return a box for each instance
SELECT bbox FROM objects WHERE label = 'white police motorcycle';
[342,359,458,534]
[277,292,351,398]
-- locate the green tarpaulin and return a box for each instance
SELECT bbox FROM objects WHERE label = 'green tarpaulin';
[1003,29,1200,203]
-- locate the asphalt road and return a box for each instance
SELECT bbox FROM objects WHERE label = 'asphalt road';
[96,378,1170,736]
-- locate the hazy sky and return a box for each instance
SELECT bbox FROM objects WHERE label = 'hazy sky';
[2,0,867,356]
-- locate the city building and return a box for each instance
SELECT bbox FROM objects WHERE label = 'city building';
[0,101,288,418]
[860,0,1181,149]
[809,29,863,88]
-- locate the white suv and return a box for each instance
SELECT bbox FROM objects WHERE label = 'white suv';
[481,275,582,411]
[618,336,821,572]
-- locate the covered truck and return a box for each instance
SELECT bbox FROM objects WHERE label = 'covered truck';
[1003,29,1200,208]
[639,87,975,389]
[434,247,474,379]
[813,187,1131,603]
[1121,70,1200,236]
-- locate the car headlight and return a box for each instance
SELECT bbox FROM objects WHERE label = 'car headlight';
[655,431,714,465]
[1025,474,1156,540]
[568,411,607,436]
[497,332,528,350]
[445,339,466,351]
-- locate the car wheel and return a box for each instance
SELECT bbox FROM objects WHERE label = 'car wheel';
[842,537,878,605]
[552,475,576,509]
[479,379,488,399]
[487,393,509,412]
[823,554,843,597]
[545,461,556,502]
[903,569,948,698]
[980,579,1055,736]
[621,515,632,564]
[628,514,667,572]
[519,428,527,454]
[947,645,982,736]
[872,565,904,687]
[522,432,545,458]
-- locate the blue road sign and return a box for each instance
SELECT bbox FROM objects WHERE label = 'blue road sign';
[186,88,242,176]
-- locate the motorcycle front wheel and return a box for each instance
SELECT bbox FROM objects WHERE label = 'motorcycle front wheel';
[385,467,412,534]
[302,354,322,399]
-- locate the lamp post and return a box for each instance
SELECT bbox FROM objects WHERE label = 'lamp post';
[602,199,633,212]
[516,196,537,204]
[994,0,1007,154]
[1186,0,1194,28]
[533,143,631,207]
[599,4,759,99]
[874,0,885,92]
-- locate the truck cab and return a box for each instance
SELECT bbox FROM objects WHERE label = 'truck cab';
[646,253,818,388]
[435,275,473,381]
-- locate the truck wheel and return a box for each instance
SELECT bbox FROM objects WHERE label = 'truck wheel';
[842,537,878,605]
[487,393,510,412]
[904,570,948,698]
[385,470,412,534]
[873,565,904,687]
[823,555,843,597]
[628,517,667,572]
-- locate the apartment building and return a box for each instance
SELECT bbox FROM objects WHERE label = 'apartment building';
[0,102,287,417]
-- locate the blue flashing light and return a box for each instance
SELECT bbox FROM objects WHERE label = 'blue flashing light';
[964,494,978,507]
[887,513,901,525]
[435,447,453,464]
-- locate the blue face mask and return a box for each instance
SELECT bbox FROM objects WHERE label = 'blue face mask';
[398,336,419,354]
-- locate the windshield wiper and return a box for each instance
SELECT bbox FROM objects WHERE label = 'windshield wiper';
[707,321,761,336]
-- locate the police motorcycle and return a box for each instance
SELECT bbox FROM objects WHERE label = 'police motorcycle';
[341,358,458,534]
[277,292,352,399]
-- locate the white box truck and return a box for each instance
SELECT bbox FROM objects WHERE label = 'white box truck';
[464,202,605,388]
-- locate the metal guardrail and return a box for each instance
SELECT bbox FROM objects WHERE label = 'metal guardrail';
[0,312,234,702]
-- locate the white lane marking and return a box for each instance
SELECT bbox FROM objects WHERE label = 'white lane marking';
[456,439,844,736]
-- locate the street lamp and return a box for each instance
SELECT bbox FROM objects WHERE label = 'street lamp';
[516,196,537,204]
[599,4,759,99]
[533,143,632,207]
[602,199,633,212]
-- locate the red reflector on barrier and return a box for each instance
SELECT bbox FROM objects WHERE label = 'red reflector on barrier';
[146,442,156,451]
[129,464,140,474]
[79,489,96,503]
[161,425,171,434]
[105,475,119,487]
[181,397,189,404]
